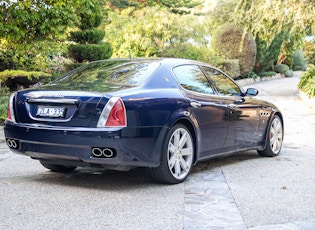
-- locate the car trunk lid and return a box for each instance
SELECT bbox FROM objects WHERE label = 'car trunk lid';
[14,90,107,127]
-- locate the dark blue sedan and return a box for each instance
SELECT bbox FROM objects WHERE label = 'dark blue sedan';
[4,58,283,184]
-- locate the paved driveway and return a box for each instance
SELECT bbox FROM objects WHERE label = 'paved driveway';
[1,75,315,229]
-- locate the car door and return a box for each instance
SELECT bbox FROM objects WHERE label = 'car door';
[172,65,230,158]
[201,66,261,150]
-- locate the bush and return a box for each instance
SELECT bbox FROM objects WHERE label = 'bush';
[298,67,315,98]
[0,70,52,90]
[292,50,307,71]
[0,96,9,124]
[212,23,257,76]
[69,29,105,44]
[258,71,277,77]
[242,72,258,79]
[274,64,289,74]
[68,43,113,63]
[285,70,294,77]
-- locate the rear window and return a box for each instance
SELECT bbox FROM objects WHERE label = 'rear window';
[45,60,160,92]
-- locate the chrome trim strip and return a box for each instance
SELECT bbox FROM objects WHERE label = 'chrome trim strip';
[27,98,80,104]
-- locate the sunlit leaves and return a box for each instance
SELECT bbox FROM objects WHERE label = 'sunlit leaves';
[235,0,315,42]
[0,0,77,43]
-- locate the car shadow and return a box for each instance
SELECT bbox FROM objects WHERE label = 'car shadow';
[190,150,261,175]
[32,167,163,190]
[31,150,261,189]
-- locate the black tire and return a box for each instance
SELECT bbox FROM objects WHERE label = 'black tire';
[258,115,283,157]
[150,124,194,184]
[40,161,77,173]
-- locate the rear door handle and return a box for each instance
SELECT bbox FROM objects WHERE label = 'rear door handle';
[190,102,201,108]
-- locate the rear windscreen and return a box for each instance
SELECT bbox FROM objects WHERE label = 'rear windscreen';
[43,60,160,92]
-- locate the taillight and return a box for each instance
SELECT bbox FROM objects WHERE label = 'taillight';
[97,97,127,128]
[7,93,16,122]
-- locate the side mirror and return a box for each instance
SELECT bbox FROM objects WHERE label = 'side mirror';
[246,88,259,96]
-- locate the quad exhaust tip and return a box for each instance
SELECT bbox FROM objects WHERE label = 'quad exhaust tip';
[6,139,20,149]
[92,147,116,158]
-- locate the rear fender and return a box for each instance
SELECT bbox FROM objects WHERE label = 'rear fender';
[167,109,201,165]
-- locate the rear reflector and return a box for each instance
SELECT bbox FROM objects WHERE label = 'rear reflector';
[97,97,127,128]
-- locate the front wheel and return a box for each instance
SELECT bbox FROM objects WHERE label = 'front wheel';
[258,115,283,157]
[40,161,77,173]
[150,124,194,184]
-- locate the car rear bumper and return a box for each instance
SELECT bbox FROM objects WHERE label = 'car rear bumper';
[4,122,168,169]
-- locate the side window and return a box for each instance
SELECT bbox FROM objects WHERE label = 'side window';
[202,66,241,96]
[173,65,214,95]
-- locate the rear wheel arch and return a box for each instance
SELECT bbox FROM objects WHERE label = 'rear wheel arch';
[150,122,195,184]
[173,118,199,164]
[258,113,284,157]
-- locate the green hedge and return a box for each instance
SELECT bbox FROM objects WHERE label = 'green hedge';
[285,70,294,77]
[258,71,277,77]
[274,64,289,74]
[68,43,113,63]
[69,29,105,44]
[0,70,50,80]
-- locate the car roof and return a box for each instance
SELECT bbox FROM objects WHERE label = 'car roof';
[91,57,213,69]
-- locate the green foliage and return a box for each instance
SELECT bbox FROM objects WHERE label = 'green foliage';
[77,0,103,30]
[68,43,113,62]
[242,72,258,79]
[0,70,52,90]
[69,29,105,44]
[0,70,51,80]
[0,0,77,43]
[162,43,223,66]
[235,0,315,43]
[254,33,286,73]
[258,71,277,77]
[67,0,113,63]
[298,67,315,98]
[0,40,69,72]
[107,0,203,14]
[274,64,289,74]
[0,96,9,124]
[212,23,256,76]
[207,0,238,31]
[292,50,307,71]
[303,40,315,65]
[285,70,294,78]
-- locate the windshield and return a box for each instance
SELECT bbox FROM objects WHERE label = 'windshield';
[42,60,160,92]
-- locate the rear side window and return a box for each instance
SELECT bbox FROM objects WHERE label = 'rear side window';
[173,65,214,95]
[46,60,160,91]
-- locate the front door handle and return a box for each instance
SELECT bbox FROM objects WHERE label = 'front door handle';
[190,101,201,108]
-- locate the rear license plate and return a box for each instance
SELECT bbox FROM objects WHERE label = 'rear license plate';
[37,106,65,118]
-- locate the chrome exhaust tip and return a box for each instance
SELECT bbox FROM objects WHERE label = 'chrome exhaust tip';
[91,147,116,158]
[102,148,114,158]
[92,148,103,157]
[6,139,20,149]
